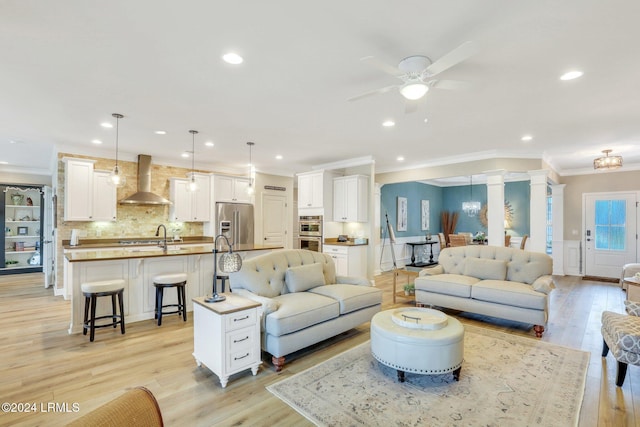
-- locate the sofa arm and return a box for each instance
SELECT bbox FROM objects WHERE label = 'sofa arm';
[231,289,280,315]
[531,275,555,295]
[419,265,444,276]
[335,275,371,286]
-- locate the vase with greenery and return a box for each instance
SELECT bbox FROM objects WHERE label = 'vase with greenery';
[403,283,415,295]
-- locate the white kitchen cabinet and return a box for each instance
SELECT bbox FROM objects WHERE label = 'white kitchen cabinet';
[92,171,117,221]
[323,244,367,278]
[193,295,262,388]
[213,175,252,203]
[333,175,369,222]
[169,174,211,222]
[297,170,336,219]
[63,158,117,221]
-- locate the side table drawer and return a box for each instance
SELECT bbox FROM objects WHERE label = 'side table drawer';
[227,345,259,372]
[225,309,257,331]
[227,327,256,352]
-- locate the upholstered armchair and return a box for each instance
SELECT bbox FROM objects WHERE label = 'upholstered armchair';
[601,300,640,386]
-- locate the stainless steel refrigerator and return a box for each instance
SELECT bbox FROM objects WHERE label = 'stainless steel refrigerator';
[216,202,254,246]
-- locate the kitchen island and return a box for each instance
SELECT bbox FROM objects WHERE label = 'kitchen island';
[63,243,281,334]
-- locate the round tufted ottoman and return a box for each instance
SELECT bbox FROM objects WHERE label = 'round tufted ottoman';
[371,308,464,382]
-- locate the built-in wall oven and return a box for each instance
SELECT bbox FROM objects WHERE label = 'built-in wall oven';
[298,215,323,252]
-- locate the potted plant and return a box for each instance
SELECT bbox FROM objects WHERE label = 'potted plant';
[403,283,415,296]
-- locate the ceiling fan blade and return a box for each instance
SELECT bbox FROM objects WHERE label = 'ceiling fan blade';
[429,79,471,90]
[347,85,398,102]
[425,41,476,76]
[360,56,403,77]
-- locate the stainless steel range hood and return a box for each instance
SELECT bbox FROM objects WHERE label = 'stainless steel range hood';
[119,154,172,205]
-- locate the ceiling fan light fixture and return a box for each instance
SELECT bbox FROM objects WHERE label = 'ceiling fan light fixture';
[400,82,429,100]
[593,149,622,170]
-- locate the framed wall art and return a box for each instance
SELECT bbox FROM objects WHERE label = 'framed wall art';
[17,226,28,235]
[397,197,407,232]
[421,200,430,231]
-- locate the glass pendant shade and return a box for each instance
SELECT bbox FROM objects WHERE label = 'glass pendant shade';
[109,113,126,188]
[188,130,198,192]
[246,142,255,195]
[400,82,429,100]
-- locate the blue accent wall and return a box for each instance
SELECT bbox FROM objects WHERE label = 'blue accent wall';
[380,182,443,238]
[381,180,531,237]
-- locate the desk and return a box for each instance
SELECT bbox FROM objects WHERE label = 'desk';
[406,241,437,267]
[624,277,640,301]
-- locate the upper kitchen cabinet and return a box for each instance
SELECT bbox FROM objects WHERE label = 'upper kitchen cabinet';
[63,158,117,221]
[333,175,369,223]
[169,174,211,222]
[297,170,336,219]
[213,175,252,203]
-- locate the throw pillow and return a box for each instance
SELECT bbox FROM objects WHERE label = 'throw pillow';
[625,299,640,316]
[463,257,507,281]
[285,262,326,293]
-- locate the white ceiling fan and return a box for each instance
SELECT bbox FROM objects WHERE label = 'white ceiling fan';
[348,41,476,112]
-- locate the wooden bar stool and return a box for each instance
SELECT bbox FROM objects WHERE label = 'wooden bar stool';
[153,273,187,326]
[81,279,126,342]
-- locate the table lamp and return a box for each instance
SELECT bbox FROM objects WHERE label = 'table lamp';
[205,235,242,303]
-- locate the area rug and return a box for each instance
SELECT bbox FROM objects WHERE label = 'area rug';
[267,325,589,427]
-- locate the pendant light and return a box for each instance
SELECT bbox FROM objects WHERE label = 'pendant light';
[461,175,481,217]
[109,113,126,187]
[246,142,255,195]
[188,130,198,191]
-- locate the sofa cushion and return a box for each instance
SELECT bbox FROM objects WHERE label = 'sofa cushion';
[463,258,507,281]
[415,274,479,298]
[285,262,325,293]
[309,284,381,315]
[267,292,339,336]
[471,280,547,310]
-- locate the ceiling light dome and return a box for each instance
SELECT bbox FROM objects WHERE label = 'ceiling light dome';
[400,83,429,100]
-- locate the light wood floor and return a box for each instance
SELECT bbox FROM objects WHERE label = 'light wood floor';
[0,272,638,426]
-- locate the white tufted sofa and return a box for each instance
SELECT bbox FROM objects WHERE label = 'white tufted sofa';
[415,246,554,337]
[229,249,382,371]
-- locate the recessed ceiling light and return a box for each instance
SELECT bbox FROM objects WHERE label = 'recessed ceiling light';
[9,140,21,144]
[397,156,405,162]
[0,161,8,165]
[560,70,583,81]
[154,130,167,135]
[275,155,283,160]
[204,141,214,147]
[181,152,190,158]
[382,120,395,127]
[91,139,103,145]
[521,135,533,141]
[101,122,113,128]
[424,118,429,123]
[223,52,243,65]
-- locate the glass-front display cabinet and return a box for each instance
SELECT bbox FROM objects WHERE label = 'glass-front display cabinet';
[1,185,44,274]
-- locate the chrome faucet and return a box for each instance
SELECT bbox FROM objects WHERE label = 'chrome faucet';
[155,224,167,251]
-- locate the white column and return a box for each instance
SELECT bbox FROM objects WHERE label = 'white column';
[485,170,506,247]
[528,170,549,253]
[550,184,565,275]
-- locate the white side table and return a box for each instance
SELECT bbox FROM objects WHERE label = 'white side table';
[193,294,262,388]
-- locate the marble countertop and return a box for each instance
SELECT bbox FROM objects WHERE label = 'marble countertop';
[64,243,283,262]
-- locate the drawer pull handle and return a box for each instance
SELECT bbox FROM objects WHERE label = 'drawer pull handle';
[234,336,249,343]
[234,315,249,322]
[234,353,250,361]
